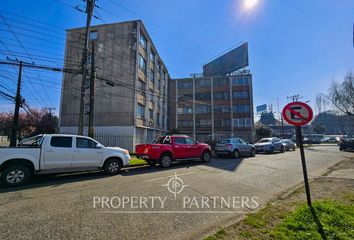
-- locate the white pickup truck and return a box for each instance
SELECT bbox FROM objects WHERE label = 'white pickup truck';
[0,134,131,186]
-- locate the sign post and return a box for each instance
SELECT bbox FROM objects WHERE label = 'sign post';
[282,101,313,207]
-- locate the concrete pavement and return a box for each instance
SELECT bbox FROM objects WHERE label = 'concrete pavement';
[0,145,352,240]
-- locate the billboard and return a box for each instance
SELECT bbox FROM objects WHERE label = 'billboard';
[256,104,267,113]
[203,42,249,77]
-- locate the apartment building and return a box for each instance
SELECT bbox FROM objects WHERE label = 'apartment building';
[170,72,254,142]
[59,20,170,148]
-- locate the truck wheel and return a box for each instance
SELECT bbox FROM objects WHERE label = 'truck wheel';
[159,154,172,168]
[104,158,122,175]
[201,151,211,163]
[1,165,32,187]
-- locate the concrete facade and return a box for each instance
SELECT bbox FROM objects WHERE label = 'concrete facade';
[59,20,170,148]
[169,72,254,143]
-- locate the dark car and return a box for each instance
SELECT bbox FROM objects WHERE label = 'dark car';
[339,138,354,151]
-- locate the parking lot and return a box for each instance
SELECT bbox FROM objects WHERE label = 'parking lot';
[0,145,353,240]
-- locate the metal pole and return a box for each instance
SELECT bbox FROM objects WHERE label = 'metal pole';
[10,61,22,147]
[295,125,312,206]
[78,0,95,135]
[88,41,95,138]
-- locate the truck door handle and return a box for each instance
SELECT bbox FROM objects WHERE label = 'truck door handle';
[46,149,53,152]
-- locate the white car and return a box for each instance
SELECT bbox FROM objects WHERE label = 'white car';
[0,134,130,186]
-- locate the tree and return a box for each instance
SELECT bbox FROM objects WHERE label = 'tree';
[327,71,354,115]
[255,124,272,140]
[313,124,325,134]
[0,108,58,140]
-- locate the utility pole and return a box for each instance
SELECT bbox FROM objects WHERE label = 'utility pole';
[10,60,23,147]
[287,94,302,102]
[88,41,96,138]
[78,0,95,136]
[44,107,56,115]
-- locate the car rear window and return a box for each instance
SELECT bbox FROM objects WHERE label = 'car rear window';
[218,139,230,144]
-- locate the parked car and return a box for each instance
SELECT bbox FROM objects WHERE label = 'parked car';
[255,137,284,153]
[135,135,212,168]
[339,138,354,151]
[215,138,256,158]
[0,134,131,187]
[281,139,296,151]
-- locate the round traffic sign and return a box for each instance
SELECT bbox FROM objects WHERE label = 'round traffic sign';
[282,102,313,126]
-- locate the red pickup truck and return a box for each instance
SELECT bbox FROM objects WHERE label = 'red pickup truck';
[135,135,212,168]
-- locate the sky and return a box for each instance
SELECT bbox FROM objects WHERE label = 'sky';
[0,0,353,119]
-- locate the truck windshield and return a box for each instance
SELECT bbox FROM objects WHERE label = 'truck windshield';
[17,135,43,148]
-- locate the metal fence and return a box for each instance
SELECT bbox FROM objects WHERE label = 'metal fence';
[93,133,147,153]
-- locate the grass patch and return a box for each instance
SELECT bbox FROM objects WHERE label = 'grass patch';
[204,227,226,240]
[272,200,354,240]
[129,156,146,166]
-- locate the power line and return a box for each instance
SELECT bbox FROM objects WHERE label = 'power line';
[0,14,55,107]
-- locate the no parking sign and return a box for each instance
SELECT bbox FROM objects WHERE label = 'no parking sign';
[282,102,313,126]
[282,101,313,207]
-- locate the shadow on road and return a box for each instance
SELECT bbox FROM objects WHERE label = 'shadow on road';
[0,157,246,193]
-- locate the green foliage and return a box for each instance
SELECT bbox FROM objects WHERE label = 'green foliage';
[313,124,325,134]
[204,227,226,240]
[0,109,58,139]
[273,200,354,240]
[255,124,272,140]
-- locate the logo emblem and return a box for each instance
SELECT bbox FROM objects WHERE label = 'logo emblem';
[162,172,188,199]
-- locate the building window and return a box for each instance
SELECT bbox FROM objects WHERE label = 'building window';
[149,68,155,84]
[178,120,193,127]
[139,32,147,49]
[177,106,192,114]
[149,109,154,120]
[137,104,145,118]
[89,30,97,40]
[214,92,230,100]
[233,91,249,99]
[178,81,193,89]
[156,113,160,126]
[232,77,249,86]
[213,78,229,87]
[195,92,211,100]
[197,119,211,127]
[148,90,154,102]
[232,118,251,127]
[214,105,230,113]
[163,70,167,82]
[138,78,145,94]
[157,62,161,73]
[233,105,250,113]
[214,119,231,127]
[157,78,161,90]
[149,49,155,63]
[139,54,146,73]
[196,78,211,88]
[195,105,211,114]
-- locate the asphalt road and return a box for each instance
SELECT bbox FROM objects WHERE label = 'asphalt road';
[0,145,353,240]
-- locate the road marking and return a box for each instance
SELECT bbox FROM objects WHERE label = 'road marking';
[145,171,195,182]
